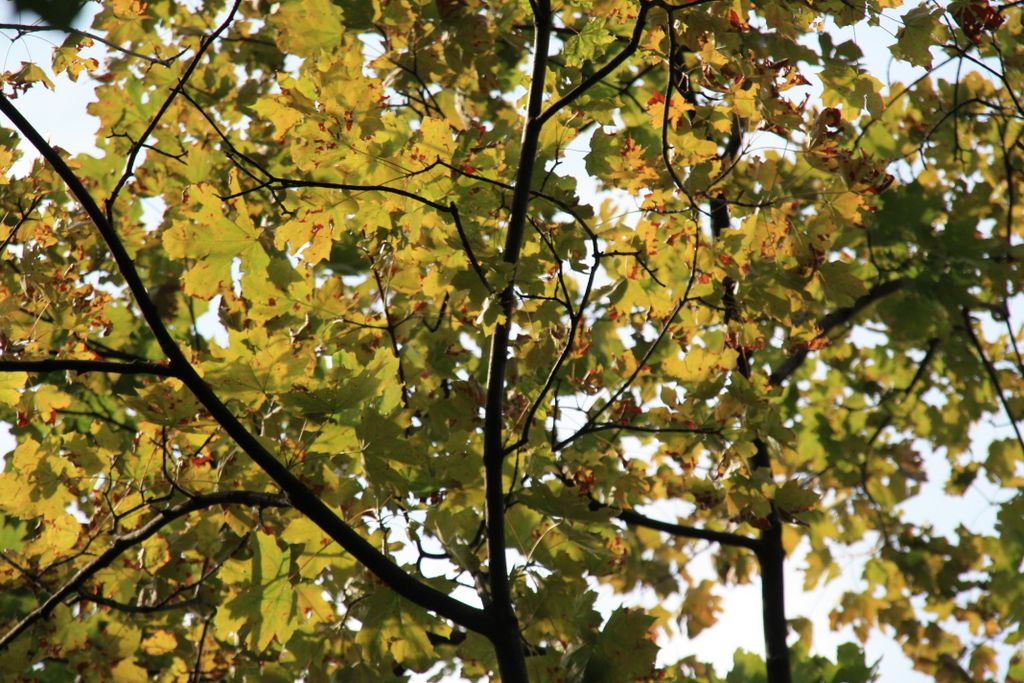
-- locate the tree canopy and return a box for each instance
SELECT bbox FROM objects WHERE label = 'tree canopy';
[0,0,1022,681]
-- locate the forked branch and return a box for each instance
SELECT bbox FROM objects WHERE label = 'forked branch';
[0,93,493,638]
[0,491,288,652]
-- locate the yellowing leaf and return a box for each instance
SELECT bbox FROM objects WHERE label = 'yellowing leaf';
[251,531,296,650]
[9,62,55,91]
[111,658,148,683]
[295,584,335,623]
[281,516,331,551]
[273,209,335,264]
[0,372,26,405]
[270,0,344,56]
[252,97,304,141]
[141,630,178,656]
[34,385,71,421]
[418,117,457,157]
[165,183,269,298]
[832,191,865,222]
[663,347,738,383]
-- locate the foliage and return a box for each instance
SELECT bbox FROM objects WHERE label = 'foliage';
[0,0,1022,681]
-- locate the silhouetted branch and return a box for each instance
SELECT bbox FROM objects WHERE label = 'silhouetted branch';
[962,308,1024,452]
[0,92,494,638]
[0,358,179,377]
[615,506,760,551]
[768,277,913,387]
[0,491,287,652]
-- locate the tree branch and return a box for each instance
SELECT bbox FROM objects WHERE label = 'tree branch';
[0,23,183,67]
[481,2,553,678]
[0,491,287,652]
[74,591,205,614]
[0,93,493,638]
[221,175,453,214]
[962,308,1024,452]
[615,507,760,551]
[0,358,179,377]
[768,277,912,387]
[536,2,650,127]
[105,0,242,214]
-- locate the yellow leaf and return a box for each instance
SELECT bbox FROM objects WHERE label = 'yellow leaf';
[832,191,864,222]
[252,97,304,141]
[111,658,148,683]
[295,584,335,623]
[418,117,457,156]
[0,372,26,405]
[270,0,344,56]
[34,385,71,421]
[274,209,334,265]
[141,630,178,656]
[663,347,738,383]
[281,516,331,551]
[251,531,296,650]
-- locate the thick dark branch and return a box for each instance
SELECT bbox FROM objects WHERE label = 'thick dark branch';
[0,358,179,377]
[0,491,287,652]
[0,95,493,637]
[537,2,650,126]
[768,277,912,387]
[615,507,760,552]
[481,2,553,679]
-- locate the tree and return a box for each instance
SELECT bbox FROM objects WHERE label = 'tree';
[0,0,1021,680]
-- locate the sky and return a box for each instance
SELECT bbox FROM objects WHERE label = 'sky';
[1,2,1021,681]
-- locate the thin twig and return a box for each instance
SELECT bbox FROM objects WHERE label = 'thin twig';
[105,0,243,216]
[0,23,182,66]
[962,308,1024,452]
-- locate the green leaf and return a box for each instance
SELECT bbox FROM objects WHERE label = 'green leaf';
[816,261,867,307]
[270,0,345,56]
[12,0,86,28]
[230,532,297,651]
[562,19,616,69]
[892,6,938,67]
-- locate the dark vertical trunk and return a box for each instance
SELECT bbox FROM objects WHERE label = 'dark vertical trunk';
[759,519,791,683]
[714,188,792,683]
[480,4,552,681]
